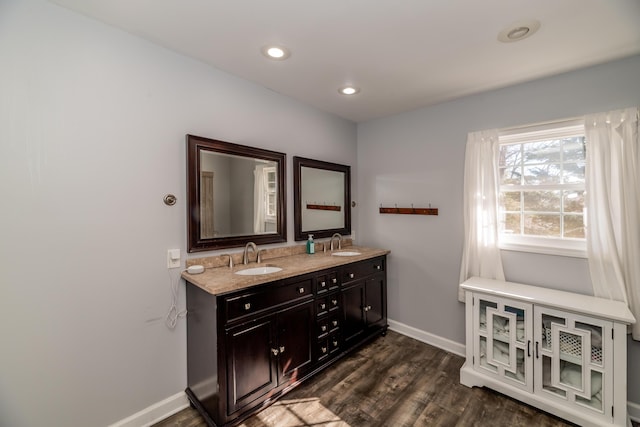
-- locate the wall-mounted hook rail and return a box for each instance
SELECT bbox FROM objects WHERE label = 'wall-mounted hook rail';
[307,203,341,211]
[379,205,438,215]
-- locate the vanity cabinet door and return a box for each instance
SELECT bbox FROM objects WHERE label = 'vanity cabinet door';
[342,281,366,347]
[225,318,277,415]
[342,268,387,349]
[364,274,386,329]
[276,300,314,384]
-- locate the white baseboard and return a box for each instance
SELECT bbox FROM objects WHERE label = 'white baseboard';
[387,318,466,357]
[109,391,189,427]
[629,401,640,423]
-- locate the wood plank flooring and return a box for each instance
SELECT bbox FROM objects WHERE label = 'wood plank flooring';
[153,331,614,427]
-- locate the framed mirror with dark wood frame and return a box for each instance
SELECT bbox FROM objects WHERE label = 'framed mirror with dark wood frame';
[294,156,351,241]
[187,134,286,252]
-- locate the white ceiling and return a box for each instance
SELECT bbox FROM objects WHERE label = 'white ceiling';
[50,0,640,122]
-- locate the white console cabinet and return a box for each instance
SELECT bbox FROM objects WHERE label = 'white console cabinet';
[460,277,636,427]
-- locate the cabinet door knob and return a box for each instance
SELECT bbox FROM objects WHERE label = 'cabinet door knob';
[375,265,381,270]
[364,305,372,312]
[244,302,251,311]
[349,273,354,279]
[321,281,326,287]
[298,287,305,294]
[279,346,285,354]
[271,348,279,356]
[332,278,337,284]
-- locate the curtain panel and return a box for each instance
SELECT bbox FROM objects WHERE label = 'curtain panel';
[585,107,640,339]
[458,129,505,302]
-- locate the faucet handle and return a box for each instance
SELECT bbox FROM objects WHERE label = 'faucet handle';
[222,254,234,268]
[257,249,265,264]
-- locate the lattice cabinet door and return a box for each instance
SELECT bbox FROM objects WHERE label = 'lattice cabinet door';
[472,294,533,392]
[533,305,613,423]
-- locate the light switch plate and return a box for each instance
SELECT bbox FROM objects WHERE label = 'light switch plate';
[167,249,181,269]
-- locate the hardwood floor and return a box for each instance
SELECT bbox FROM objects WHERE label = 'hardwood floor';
[153,331,614,426]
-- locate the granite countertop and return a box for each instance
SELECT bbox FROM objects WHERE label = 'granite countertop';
[182,245,390,296]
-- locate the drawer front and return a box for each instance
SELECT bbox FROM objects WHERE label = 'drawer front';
[317,318,329,338]
[316,296,329,317]
[225,277,313,322]
[342,257,385,284]
[315,271,339,294]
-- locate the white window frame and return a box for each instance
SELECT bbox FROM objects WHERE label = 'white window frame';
[498,119,587,258]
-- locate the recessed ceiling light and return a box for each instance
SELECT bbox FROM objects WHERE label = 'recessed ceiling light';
[339,86,360,96]
[498,20,541,43]
[261,45,291,60]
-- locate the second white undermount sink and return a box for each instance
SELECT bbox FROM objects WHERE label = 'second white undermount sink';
[235,266,283,276]
[331,251,361,257]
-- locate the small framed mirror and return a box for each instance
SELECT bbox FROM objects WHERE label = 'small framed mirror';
[187,134,286,252]
[294,156,351,241]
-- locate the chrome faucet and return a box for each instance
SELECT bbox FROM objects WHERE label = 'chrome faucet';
[329,233,342,251]
[243,242,258,264]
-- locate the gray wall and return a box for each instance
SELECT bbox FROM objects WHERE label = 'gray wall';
[0,0,356,426]
[356,54,640,405]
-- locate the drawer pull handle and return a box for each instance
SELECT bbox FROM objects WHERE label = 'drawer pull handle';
[271,348,279,356]
[349,273,354,279]
[320,303,326,310]
[279,346,285,354]
[332,340,338,346]
[375,265,381,270]
[298,287,305,294]
[321,346,327,354]
[332,320,338,327]
[321,325,327,332]
[321,281,326,287]
[244,302,251,311]
[332,278,337,284]
[331,299,338,306]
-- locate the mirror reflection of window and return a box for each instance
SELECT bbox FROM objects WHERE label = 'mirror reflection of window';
[253,164,278,234]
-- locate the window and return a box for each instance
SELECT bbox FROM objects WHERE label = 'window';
[498,120,586,257]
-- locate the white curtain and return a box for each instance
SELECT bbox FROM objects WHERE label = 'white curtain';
[459,129,505,301]
[253,164,266,233]
[585,107,640,339]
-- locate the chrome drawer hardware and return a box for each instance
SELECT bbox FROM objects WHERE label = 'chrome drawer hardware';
[298,287,305,294]
[244,302,251,311]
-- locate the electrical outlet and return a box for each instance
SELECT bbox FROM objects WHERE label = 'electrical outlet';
[167,249,181,269]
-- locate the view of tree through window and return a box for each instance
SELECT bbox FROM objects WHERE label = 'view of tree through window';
[499,135,586,240]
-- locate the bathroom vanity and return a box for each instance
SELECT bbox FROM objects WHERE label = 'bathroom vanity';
[183,246,388,427]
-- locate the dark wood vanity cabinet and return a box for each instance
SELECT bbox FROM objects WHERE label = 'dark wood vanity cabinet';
[185,255,387,427]
[342,257,386,347]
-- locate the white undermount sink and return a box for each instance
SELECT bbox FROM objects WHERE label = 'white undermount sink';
[235,266,283,276]
[331,251,361,257]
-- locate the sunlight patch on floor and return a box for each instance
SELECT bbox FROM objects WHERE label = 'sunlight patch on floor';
[239,397,350,427]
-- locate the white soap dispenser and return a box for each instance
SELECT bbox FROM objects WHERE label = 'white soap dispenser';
[306,234,315,254]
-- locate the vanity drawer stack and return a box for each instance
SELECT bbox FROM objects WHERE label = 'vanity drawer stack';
[314,270,341,362]
[185,254,387,427]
